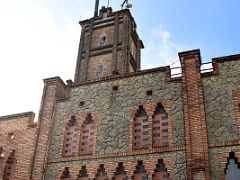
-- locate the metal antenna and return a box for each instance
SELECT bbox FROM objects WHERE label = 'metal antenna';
[121,0,128,9]
[94,0,100,17]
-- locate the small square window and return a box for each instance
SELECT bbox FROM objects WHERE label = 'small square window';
[162,116,168,120]
[143,131,148,135]
[162,122,168,126]
[134,136,141,139]
[135,129,141,133]
[146,90,153,96]
[82,142,88,145]
[143,125,148,129]
[143,138,148,141]
[90,132,94,136]
[79,101,85,107]
[83,130,89,133]
[162,129,168,133]
[135,122,141,126]
[143,119,148,122]
[83,136,88,139]
[90,138,94,142]
[162,136,168,139]
[112,86,119,91]
[153,133,160,137]
[134,142,141,146]
[153,127,160,130]
[154,140,160,144]
[153,120,160,124]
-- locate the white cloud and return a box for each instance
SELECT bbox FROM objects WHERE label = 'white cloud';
[0,1,81,117]
[142,25,185,69]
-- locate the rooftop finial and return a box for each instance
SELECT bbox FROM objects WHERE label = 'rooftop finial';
[121,0,132,10]
[94,0,100,17]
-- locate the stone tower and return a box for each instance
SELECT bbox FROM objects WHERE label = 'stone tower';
[74,6,144,83]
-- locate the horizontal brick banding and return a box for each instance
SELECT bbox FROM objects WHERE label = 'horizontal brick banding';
[47,146,185,164]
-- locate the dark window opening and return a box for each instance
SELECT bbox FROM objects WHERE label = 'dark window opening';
[113,86,119,91]
[146,90,153,96]
[79,101,85,107]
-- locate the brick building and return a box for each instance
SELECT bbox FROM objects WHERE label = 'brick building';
[1,5,240,180]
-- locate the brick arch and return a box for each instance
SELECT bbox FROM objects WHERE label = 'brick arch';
[3,149,16,180]
[219,151,240,180]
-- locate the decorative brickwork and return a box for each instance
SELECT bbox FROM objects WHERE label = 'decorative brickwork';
[218,151,240,180]
[55,158,173,180]
[180,49,211,179]
[60,112,99,159]
[3,150,16,180]
[130,102,173,151]
[233,90,240,134]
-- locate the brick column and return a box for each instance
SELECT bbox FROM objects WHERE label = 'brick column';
[179,49,211,180]
[31,77,67,180]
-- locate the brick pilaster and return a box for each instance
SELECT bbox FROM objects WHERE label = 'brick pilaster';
[31,77,67,180]
[179,49,211,180]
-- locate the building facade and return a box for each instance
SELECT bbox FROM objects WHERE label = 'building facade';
[1,6,240,180]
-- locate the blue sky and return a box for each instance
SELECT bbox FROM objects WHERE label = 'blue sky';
[0,0,239,117]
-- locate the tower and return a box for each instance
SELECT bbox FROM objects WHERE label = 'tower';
[74,6,144,83]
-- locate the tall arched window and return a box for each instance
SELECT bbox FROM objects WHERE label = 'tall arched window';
[3,150,16,180]
[152,103,169,147]
[63,116,79,157]
[152,160,170,180]
[133,161,148,180]
[79,114,95,155]
[114,163,127,180]
[96,164,108,180]
[133,106,149,150]
[0,148,4,178]
[225,152,240,180]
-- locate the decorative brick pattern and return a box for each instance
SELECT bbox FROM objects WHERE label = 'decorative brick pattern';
[218,151,240,180]
[59,112,99,159]
[55,158,173,180]
[3,150,16,180]
[180,49,211,179]
[233,90,240,134]
[129,102,173,151]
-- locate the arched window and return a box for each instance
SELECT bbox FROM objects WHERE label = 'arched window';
[98,33,107,47]
[114,163,127,180]
[0,148,4,178]
[79,114,95,155]
[133,161,148,180]
[96,164,108,180]
[77,166,89,180]
[3,150,16,180]
[133,106,149,150]
[225,152,240,180]
[152,160,170,180]
[152,103,169,148]
[60,167,71,179]
[63,116,79,157]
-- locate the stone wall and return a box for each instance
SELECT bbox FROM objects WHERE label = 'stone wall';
[203,60,240,144]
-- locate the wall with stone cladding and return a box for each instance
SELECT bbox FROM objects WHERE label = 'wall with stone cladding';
[48,70,185,161]
[203,60,240,144]
[45,151,186,180]
[0,112,37,180]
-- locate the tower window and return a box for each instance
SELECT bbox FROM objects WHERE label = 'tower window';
[98,34,107,47]
[79,101,85,107]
